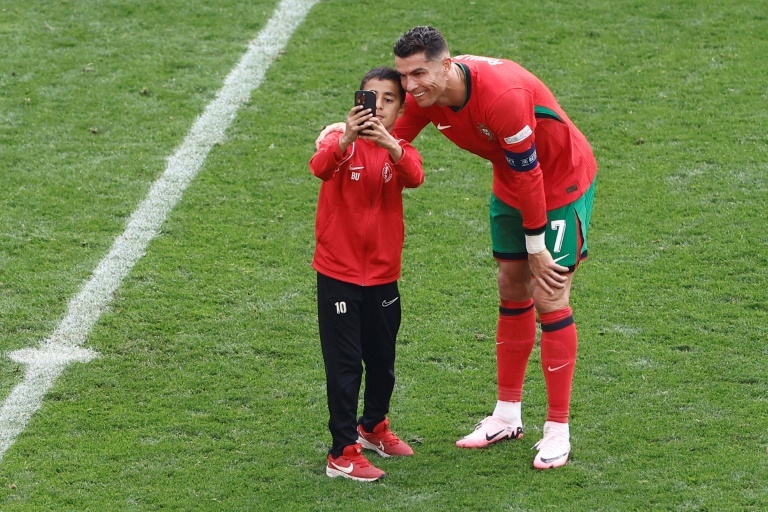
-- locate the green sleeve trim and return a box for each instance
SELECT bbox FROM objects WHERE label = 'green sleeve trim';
[534,105,562,122]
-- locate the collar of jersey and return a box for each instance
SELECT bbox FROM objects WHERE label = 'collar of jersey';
[450,62,471,113]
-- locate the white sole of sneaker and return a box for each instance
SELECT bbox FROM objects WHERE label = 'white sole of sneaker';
[533,452,569,470]
[357,436,390,458]
[455,426,524,449]
[325,466,385,482]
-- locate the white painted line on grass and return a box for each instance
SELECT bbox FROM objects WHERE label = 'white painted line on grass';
[0,0,320,462]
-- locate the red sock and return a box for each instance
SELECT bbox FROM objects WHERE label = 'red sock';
[496,299,536,402]
[539,307,578,423]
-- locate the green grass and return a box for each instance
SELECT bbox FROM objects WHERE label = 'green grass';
[1,0,767,510]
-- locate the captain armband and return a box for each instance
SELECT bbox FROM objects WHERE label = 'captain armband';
[503,144,538,172]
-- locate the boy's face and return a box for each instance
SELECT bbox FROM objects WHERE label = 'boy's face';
[361,78,404,132]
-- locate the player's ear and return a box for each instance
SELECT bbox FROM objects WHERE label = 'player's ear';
[443,56,452,74]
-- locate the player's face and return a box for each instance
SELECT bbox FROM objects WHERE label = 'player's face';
[395,52,451,108]
[361,78,404,132]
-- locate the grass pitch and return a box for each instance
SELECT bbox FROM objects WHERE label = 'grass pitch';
[1,0,766,510]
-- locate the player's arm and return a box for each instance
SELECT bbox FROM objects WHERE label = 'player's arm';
[489,92,567,293]
[392,94,431,143]
[314,122,346,149]
[503,142,568,293]
[510,154,568,293]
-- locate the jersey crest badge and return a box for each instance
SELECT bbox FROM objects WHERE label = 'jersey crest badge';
[477,123,495,141]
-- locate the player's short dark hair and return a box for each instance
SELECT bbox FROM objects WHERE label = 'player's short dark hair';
[360,67,405,102]
[393,26,449,61]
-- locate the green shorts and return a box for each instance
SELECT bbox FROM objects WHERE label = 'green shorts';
[490,179,596,271]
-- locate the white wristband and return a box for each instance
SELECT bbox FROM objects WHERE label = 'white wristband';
[525,233,546,254]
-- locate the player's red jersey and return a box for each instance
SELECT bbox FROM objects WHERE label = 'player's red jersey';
[394,55,597,232]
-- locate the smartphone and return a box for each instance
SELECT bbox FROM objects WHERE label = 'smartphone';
[354,90,377,123]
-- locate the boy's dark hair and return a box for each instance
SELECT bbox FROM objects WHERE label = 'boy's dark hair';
[360,67,405,102]
[393,26,449,61]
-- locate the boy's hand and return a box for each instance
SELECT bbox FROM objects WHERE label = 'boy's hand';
[358,117,392,145]
[338,106,374,147]
[359,117,403,161]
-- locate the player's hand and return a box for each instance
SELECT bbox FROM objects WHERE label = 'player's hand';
[315,122,347,148]
[528,250,568,295]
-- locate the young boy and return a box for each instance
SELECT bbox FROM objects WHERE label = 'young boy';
[309,67,424,482]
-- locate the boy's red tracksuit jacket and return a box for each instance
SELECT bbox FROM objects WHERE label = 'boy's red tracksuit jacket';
[309,132,424,286]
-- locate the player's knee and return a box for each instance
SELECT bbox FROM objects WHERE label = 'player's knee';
[497,274,530,301]
[532,288,570,313]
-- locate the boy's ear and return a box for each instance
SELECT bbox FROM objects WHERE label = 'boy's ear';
[396,100,406,118]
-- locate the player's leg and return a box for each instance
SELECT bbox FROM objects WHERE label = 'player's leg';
[357,281,413,457]
[532,180,595,469]
[457,194,531,448]
[531,273,576,470]
[496,259,537,410]
[534,272,576,424]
